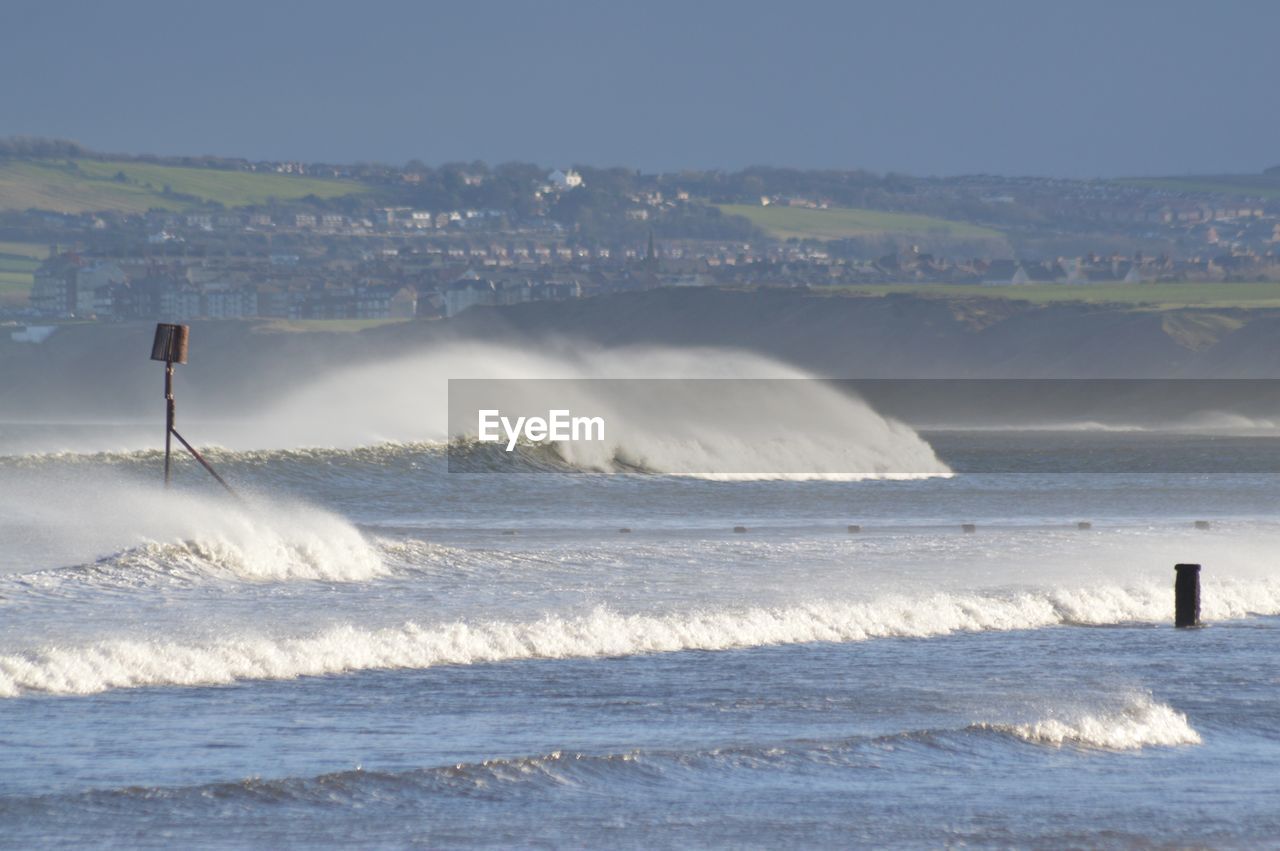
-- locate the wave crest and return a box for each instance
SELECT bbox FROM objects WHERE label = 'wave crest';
[4,578,1279,697]
[977,695,1201,750]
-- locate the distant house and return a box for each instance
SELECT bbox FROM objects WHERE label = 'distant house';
[30,253,83,316]
[444,278,496,317]
[355,285,393,319]
[93,280,134,318]
[1063,258,1087,285]
[662,273,714,287]
[203,282,258,318]
[389,286,418,319]
[160,284,202,320]
[547,169,583,191]
[75,261,127,315]
[982,260,1029,286]
[1020,261,1060,284]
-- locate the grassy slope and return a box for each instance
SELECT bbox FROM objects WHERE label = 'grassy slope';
[815,281,1280,310]
[0,158,365,213]
[1114,174,1280,201]
[0,241,52,259]
[0,273,34,306]
[0,242,45,305]
[718,203,1002,241]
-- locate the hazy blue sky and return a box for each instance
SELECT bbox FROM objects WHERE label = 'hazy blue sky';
[2,0,1276,177]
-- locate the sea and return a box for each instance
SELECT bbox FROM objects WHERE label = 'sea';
[2,347,1279,848]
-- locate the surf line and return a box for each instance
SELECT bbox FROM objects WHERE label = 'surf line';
[477,409,606,451]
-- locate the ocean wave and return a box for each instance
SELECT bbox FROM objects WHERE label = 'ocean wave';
[3,578,1278,698]
[973,694,1201,750]
[5,535,472,595]
[2,344,953,480]
[0,441,446,468]
[0,473,389,586]
[97,533,386,585]
[6,705,1199,814]
[0,438,947,481]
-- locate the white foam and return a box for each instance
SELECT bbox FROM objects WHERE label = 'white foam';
[4,578,1278,698]
[107,524,385,584]
[0,471,385,583]
[984,695,1201,750]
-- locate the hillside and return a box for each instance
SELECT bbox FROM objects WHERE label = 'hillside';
[1113,173,1280,201]
[0,158,365,214]
[0,240,44,305]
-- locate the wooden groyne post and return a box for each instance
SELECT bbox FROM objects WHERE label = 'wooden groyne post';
[1174,563,1201,628]
[151,323,236,496]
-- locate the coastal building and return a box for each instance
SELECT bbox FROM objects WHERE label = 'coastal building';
[547,169,583,191]
[30,253,83,316]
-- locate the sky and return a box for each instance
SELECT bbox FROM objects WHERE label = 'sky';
[2,0,1277,178]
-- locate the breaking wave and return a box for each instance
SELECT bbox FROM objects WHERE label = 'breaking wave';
[93,532,384,585]
[2,438,943,481]
[1,342,950,479]
[0,470,386,584]
[976,694,1201,750]
[7,706,1201,815]
[4,578,1278,698]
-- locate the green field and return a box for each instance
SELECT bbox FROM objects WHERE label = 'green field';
[815,281,1280,310]
[0,241,49,259]
[0,158,365,213]
[0,271,34,306]
[1114,174,1280,201]
[0,241,43,304]
[718,204,1002,241]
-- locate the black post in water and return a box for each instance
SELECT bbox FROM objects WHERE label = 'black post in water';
[163,360,174,485]
[151,324,189,487]
[149,323,236,497]
[1174,563,1201,628]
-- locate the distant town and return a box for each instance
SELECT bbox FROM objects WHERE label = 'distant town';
[2,137,1279,325]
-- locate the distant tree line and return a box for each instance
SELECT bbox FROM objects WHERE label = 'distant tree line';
[0,136,92,159]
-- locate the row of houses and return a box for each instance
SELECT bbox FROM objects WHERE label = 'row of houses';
[78,277,419,321]
[161,208,510,236]
[29,254,422,320]
[442,276,582,317]
[980,253,1280,286]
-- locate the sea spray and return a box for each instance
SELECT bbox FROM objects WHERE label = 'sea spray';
[0,467,384,582]
[172,343,950,478]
